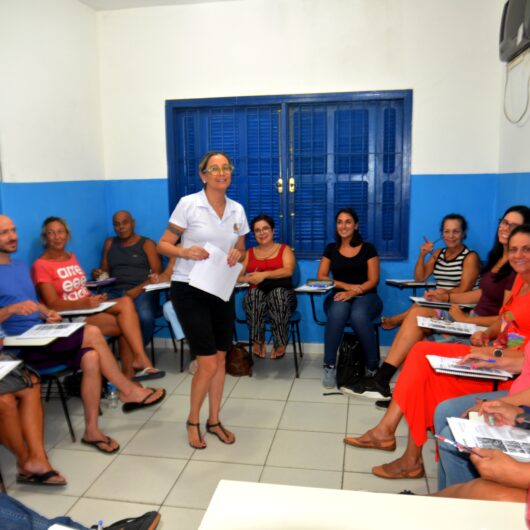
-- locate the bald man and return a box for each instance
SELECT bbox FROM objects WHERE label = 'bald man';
[92,211,162,346]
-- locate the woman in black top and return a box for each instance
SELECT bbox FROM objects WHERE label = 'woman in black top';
[317,208,383,388]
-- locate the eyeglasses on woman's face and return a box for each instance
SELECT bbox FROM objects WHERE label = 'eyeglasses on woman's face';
[254,226,272,235]
[203,165,235,176]
[499,218,521,232]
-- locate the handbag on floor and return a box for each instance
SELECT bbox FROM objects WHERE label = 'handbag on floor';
[226,342,253,377]
[336,333,365,388]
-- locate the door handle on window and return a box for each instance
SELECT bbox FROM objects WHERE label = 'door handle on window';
[276,178,283,194]
[289,177,295,193]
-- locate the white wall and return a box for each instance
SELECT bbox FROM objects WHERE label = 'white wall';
[0,0,104,183]
[499,48,530,172]
[97,0,505,180]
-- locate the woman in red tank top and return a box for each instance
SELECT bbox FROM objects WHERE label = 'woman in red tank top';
[239,214,297,359]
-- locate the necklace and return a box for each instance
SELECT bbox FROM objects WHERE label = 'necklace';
[255,243,279,260]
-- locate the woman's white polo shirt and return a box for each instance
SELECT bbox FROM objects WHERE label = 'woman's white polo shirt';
[169,189,249,282]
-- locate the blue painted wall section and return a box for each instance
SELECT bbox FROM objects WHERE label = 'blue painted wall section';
[1,172,528,348]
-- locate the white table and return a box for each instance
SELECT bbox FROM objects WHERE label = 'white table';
[199,480,526,530]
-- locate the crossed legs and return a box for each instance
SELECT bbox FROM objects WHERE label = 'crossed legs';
[0,380,66,485]
[87,296,155,378]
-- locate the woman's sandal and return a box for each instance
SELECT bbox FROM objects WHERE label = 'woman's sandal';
[271,345,286,360]
[206,421,235,444]
[186,420,206,449]
[252,342,266,359]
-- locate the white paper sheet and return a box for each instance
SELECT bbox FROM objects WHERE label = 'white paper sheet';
[448,417,530,461]
[426,355,512,381]
[410,296,476,310]
[0,360,22,381]
[417,316,486,335]
[18,322,85,339]
[59,301,116,316]
[295,284,334,293]
[188,242,243,301]
[144,281,171,292]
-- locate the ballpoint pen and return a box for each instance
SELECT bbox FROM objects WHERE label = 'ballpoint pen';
[435,434,483,457]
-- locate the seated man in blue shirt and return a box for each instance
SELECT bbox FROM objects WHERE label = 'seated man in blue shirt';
[0,215,165,455]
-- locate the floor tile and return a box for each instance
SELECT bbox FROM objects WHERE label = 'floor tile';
[85,454,186,504]
[289,378,348,404]
[220,397,285,429]
[7,448,116,497]
[192,426,275,465]
[260,466,342,489]
[123,420,194,459]
[297,356,324,379]
[164,460,262,509]
[150,394,190,422]
[7,491,79,520]
[55,416,146,453]
[67,497,159,529]
[267,430,345,471]
[343,471,429,494]
[229,375,293,400]
[344,435,410,473]
[158,506,205,530]
[346,402,409,437]
[279,401,348,433]
[174,374,238,397]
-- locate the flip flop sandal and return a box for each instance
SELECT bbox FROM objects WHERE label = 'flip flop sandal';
[16,470,66,486]
[206,421,235,444]
[95,511,161,530]
[122,388,166,413]
[186,420,206,449]
[81,436,120,454]
[132,367,166,382]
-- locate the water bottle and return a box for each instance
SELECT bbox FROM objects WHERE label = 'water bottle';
[107,383,118,409]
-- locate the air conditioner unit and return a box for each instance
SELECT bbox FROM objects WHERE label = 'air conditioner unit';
[500,0,530,62]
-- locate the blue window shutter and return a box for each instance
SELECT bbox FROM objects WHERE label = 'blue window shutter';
[291,105,327,258]
[166,91,411,260]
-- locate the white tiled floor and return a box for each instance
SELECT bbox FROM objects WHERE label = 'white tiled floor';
[1,347,437,529]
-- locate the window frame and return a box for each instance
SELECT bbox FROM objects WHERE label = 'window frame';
[166,89,413,259]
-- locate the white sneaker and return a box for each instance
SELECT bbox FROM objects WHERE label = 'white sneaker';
[188,360,198,375]
[322,366,336,388]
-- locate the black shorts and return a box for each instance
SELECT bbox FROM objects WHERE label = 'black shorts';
[171,281,234,357]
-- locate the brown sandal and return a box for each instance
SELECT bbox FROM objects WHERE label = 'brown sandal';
[186,420,206,449]
[206,421,235,444]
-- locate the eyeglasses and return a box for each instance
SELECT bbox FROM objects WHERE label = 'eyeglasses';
[254,226,272,235]
[499,218,521,232]
[204,165,234,176]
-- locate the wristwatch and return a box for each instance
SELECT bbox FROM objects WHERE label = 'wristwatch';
[493,348,504,358]
[516,406,530,430]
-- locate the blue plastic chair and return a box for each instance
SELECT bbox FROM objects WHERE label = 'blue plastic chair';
[37,364,76,442]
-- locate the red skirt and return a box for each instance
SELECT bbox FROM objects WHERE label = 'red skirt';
[393,341,512,447]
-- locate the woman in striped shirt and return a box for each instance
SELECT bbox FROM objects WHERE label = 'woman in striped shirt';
[382,214,480,331]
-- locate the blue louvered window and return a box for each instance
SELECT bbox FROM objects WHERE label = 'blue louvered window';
[166,91,412,259]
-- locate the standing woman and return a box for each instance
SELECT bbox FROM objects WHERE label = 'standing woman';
[317,208,383,388]
[158,152,248,449]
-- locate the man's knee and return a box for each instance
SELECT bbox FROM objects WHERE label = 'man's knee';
[0,392,17,409]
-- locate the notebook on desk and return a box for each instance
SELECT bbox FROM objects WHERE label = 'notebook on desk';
[426,355,512,381]
[410,296,476,310]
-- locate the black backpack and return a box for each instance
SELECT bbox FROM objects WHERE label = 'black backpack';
[336,333,365,388]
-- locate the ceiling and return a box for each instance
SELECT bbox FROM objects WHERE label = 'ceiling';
[78,0,232,10]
